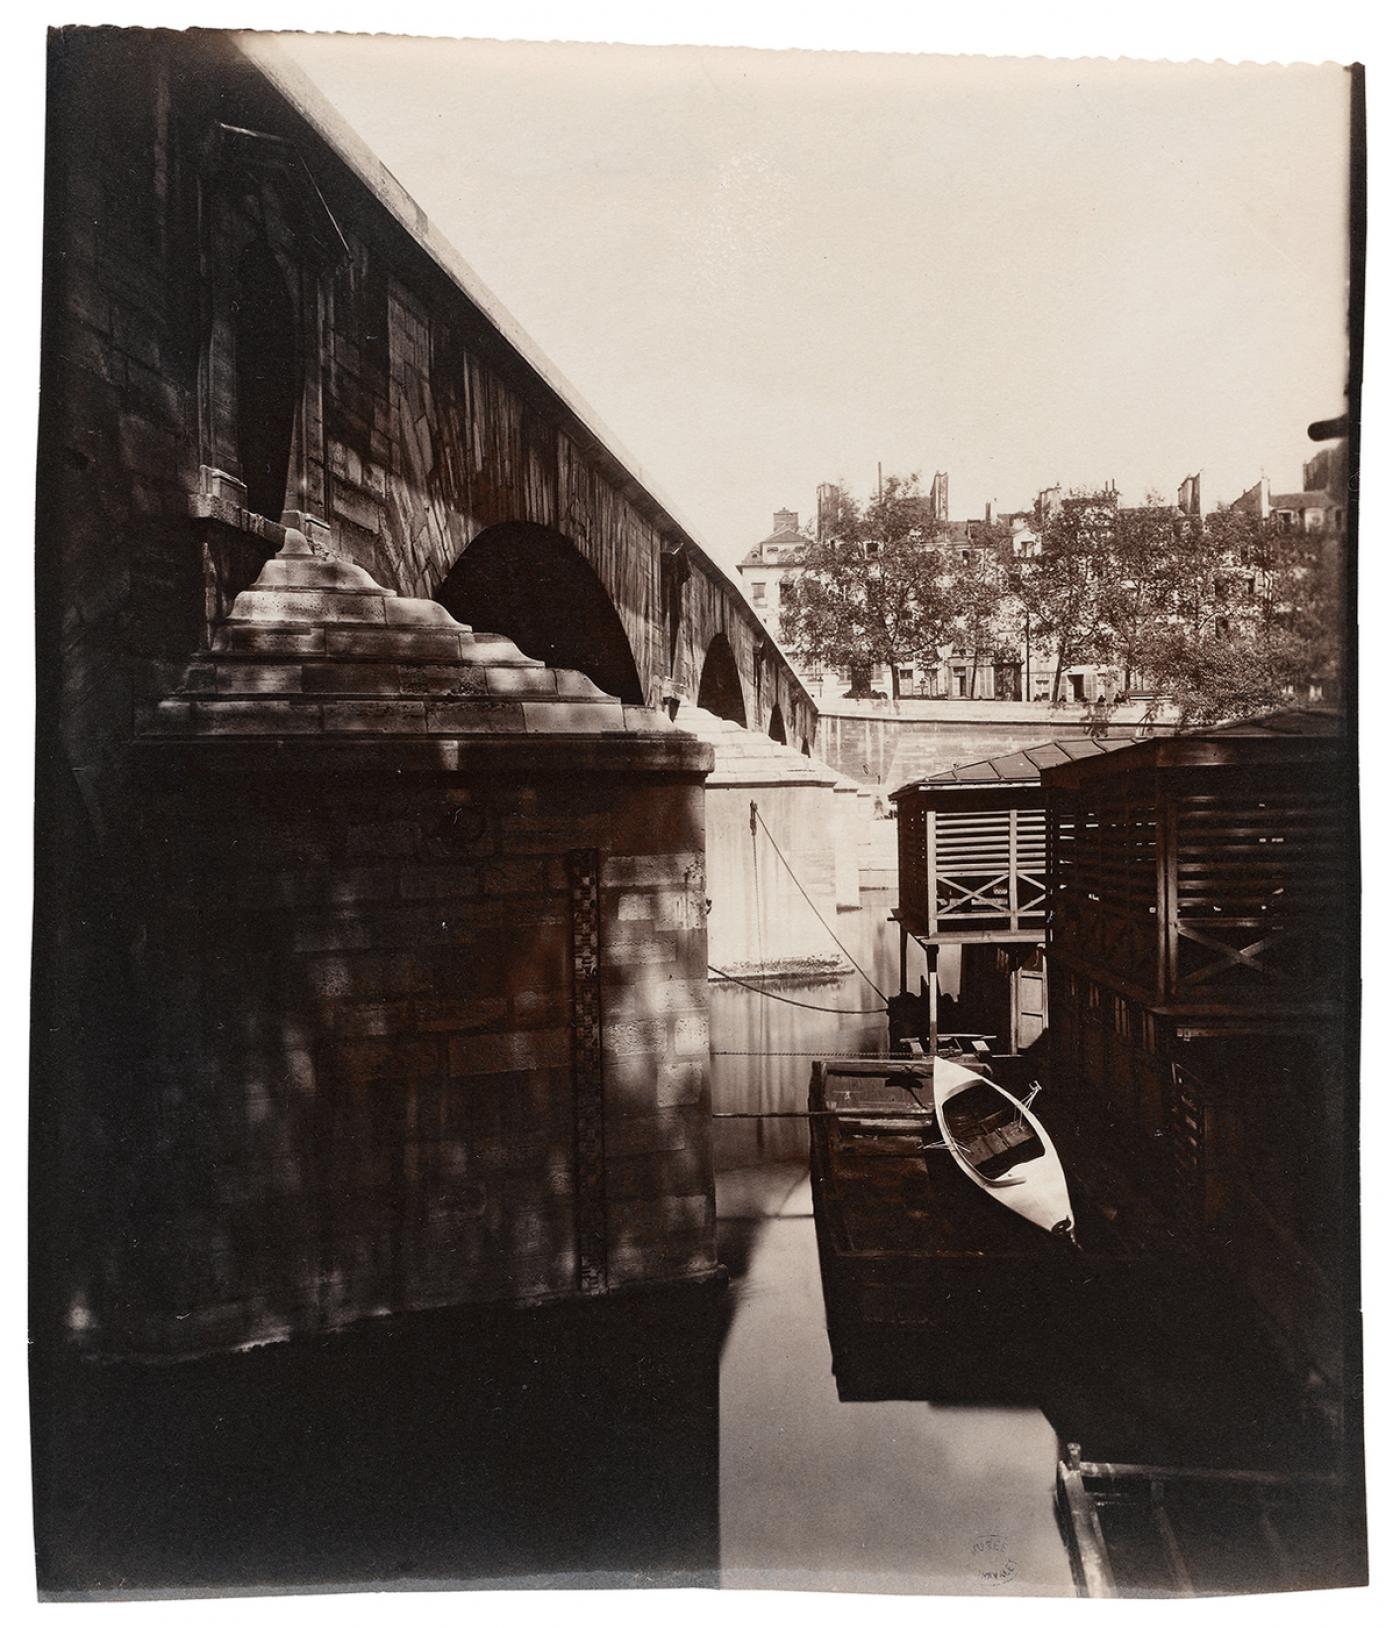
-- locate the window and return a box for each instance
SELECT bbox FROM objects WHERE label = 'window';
[751,582,767,605]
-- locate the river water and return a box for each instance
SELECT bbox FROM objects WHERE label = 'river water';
[710,887,1075,1595]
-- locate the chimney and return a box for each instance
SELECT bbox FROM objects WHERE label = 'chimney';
[985,500,994,525]
[772,508,799,536]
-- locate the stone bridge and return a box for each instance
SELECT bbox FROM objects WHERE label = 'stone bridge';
[48,28,814,793]
[36,28,827,1360]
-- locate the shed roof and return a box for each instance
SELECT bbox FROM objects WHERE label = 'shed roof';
[1036,707,1346,789]
[890,735,1129,798]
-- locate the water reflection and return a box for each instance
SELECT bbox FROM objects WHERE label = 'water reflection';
[711,888,1076,1595]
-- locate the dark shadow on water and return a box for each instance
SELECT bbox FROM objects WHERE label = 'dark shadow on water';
[32,1281,723,1599]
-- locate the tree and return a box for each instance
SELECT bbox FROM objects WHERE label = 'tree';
[1008,490,1117,702]
[947,531,1019,698]
[1096,497,1205,692]
[1132,505,1343,728]
[779,475,955,702]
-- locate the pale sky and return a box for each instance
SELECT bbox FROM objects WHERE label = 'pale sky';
[269,34,1351,572]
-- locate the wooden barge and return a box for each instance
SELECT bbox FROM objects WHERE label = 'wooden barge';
[1055,1442,1352,1597]
[807,1056,1336,1471]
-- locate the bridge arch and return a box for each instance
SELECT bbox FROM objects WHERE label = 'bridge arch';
[696,633,747,727]
[767,704,787,745]
[434,522,644,703]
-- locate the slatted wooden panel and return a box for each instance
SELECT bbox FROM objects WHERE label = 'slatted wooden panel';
[929,806,1047,937]
[1169,773,1346,1002]
[1048,791,1159,997]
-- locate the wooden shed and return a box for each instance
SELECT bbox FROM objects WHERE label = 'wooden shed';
[1040,709,1354,1426]
[890,737,1128,1051]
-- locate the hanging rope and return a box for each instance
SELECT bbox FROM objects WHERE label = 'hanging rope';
[749,801,887,998]
[707,964,888,1016]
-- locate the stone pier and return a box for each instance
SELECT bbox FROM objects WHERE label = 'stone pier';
[60,537,718,1357]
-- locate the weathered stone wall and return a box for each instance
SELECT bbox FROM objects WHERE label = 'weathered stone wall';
[64,751,713,1357]
[817,699,1175,788]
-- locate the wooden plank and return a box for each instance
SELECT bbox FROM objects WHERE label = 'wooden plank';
[1057,1448,1118,1599]
[1150,1482,1196,1595]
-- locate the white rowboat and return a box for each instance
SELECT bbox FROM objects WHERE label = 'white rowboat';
[932,1057,1077,1243]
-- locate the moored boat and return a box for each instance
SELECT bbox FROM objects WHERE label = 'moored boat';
[932,1059,1077,1243]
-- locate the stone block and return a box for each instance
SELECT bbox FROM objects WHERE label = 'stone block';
[656,1060,706,1108]
[605,936,678,966]
[320,700,428,734]
[300,663,403,695]
[607,1193,714,1249]
[397,864,482,900]
[521,701,628,734]
[136,700,193,736]
[424,701,526,735]
[117,411,178,481]
[324,628,460,662]
[672,1013,710,1057]
[603,1143,711,1202]
[301,952,435,999]
[289,917,375,955]
[215,664,303,695]
[448,1028,570,1077]
[466,635,539,666]
[601,852,705,888]
[331,482,383,535]
[484,667,558,697]
[332,1000,412,1038]
[413,995,509,1032]
[225,627,328,658]
[480,859,545,896]
[615,891,655,922]
[322,867,399,907]
[398,664,489,696]
[604,1107,701,1160]
[511,988,568,1026]
[601,1052,669,1120]
[346,821,420,860]
[191,701,322,735]
[239,590,390,626]
[124,359,184,426]
[607,1235,716,1286]
[602,976,710,1022]
[321,1035,441,1089]
[555,669,609,699]
[601,1016,670,1058]
[384,597,461,628]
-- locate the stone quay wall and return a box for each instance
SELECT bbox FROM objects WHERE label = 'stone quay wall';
[816,699,1176,789]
